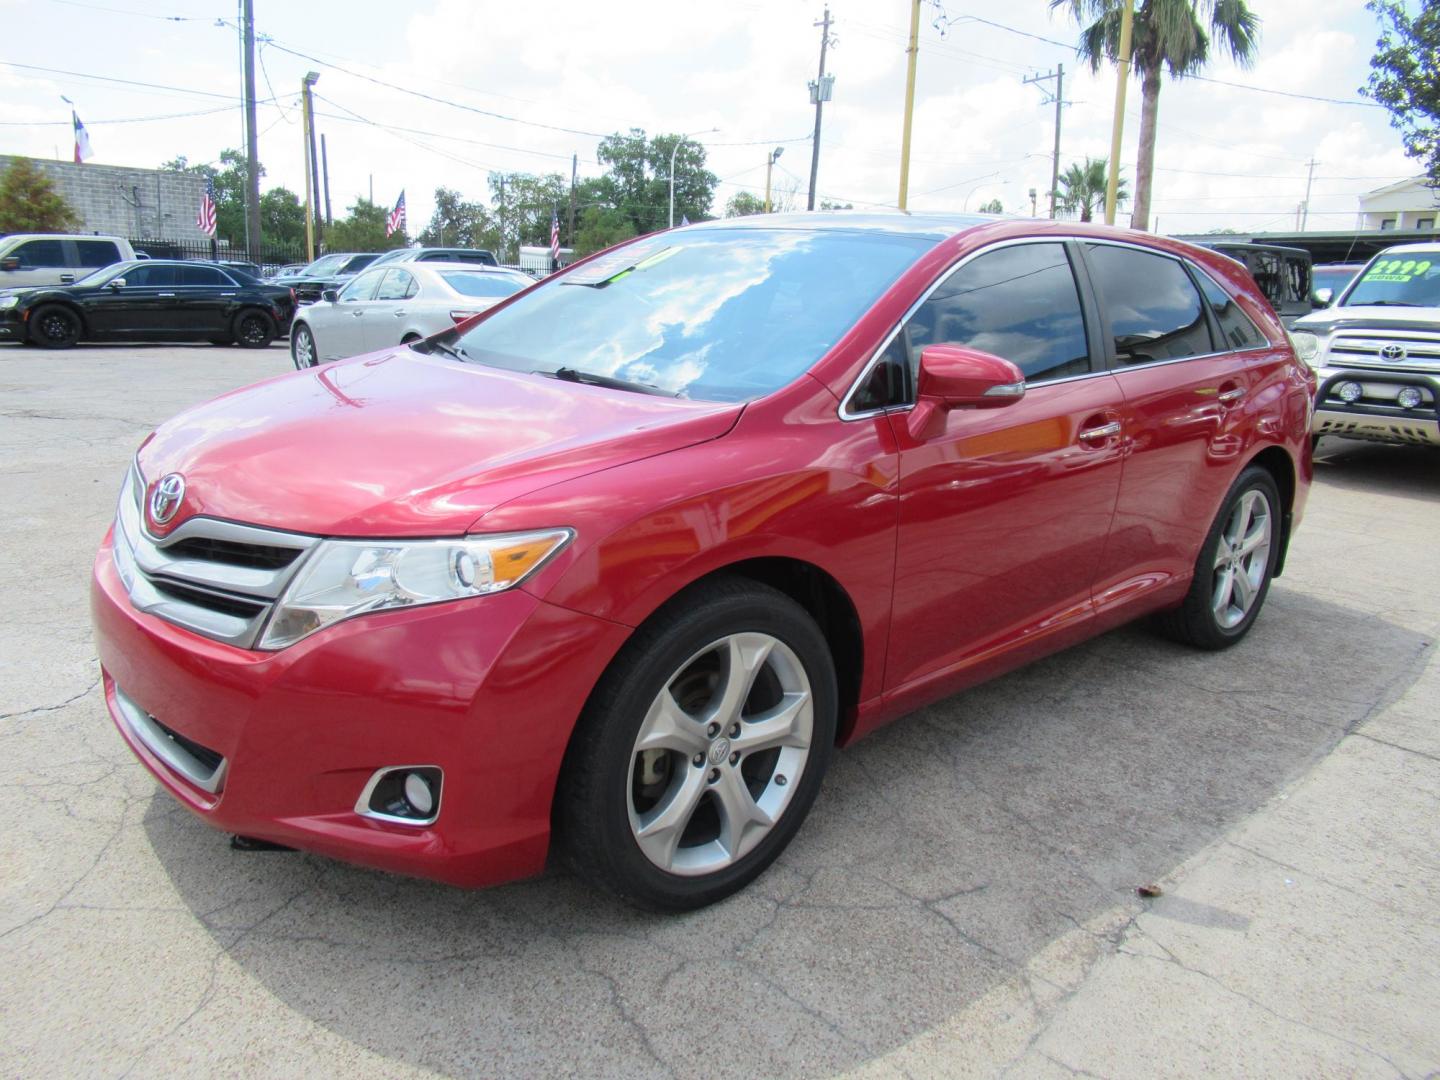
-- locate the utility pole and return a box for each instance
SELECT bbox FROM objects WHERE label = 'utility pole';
[568,153,577,247]
[498,175,506,263]
[1300,158,1318,230]
[301,72,319,260]
[1024,65,1065,218]
[321,134,332,225]
[806,6,834,211]
[240,0,261,260]
[898,0,920,210]
[764,147,784,212]
[1104,0,1134,225]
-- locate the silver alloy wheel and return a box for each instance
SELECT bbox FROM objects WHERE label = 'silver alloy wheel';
[1211,488,1272,629]
[627,632,813,877]
[293,326,314,368]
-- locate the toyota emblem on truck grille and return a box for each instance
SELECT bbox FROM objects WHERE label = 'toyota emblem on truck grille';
[149,473,186,526]
[1380,344,1407,361]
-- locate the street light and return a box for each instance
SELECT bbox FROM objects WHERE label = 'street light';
[764,147,784,213]
[963,178,1009,212]
[669,127,719,228]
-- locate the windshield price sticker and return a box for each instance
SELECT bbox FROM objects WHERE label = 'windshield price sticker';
[1363,258,1433,283]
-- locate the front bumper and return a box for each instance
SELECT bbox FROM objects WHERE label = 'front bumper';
[91,527,629,887]
[1311,366,1440,446]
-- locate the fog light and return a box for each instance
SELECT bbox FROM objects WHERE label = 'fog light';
[1397,386,1423,409]
[403,772,434,816]
[1337,381,1363,403]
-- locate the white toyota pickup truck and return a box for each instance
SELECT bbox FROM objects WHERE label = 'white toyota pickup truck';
[1292,242,1440,448]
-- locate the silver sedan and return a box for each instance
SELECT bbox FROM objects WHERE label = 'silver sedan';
[290,262,533,368]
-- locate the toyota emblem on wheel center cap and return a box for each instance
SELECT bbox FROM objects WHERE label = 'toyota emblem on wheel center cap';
[708,738,731,765]
[1380,343,1407,361]
[149,473,186,526]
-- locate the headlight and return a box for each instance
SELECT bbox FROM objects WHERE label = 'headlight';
[0,295,18,309]
[1289,330,1321,368]
[258,529,572,650]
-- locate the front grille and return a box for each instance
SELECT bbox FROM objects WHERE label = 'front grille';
[151,716,225,773]
[1327,330,1440,371]
[112,464,318,648]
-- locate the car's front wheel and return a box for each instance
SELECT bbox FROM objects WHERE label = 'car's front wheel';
[30,304,82,349]
[556,578,837,911]
[1153,464,1281,649]
[290,323,317,369]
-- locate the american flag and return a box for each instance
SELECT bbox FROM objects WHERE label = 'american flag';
[386,190,406,237]
[549,208,560,266]
[196,176,217,237]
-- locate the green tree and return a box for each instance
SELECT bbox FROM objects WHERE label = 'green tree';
[1055,157,1129,222]
[259,187,305,250]
[819,199,853,210]
[1055,0,1259,231]
[161,149,254,246]
[725,191,767,217]
[1365,0,1440,184]
[0,157,80,233]
[323,198,411,252]
[489,171,568,259]
[419,186,500,249]
[595,129,718,235]
[977,198,1005,214]
[574,205,637,256]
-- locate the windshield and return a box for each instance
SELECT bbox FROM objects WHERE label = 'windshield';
[1343,254,1440,306]
[303,253,348,277]
[72,263,131,286]
[442,271,527,298]
[449,228,934,402]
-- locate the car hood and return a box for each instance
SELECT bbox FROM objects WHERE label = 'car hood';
[1295,305,1440,333]
[136,350,743,537]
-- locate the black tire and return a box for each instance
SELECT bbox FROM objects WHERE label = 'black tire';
[555,577,838,911]
[30,304,82,349]
[1152,464,1282,650]
[401,333,422,345]
[290,323,317,369]
[233,308,275,349]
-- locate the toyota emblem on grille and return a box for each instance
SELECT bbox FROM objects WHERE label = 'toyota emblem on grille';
[149,473,186,526]
[1380,343,1407,361]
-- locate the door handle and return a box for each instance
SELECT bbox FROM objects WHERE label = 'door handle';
[351,311,365,317]
[1217,386,1246,405]
[221,292,236,297]
[158,292,175,297]
[1078,421,1121,443]
[392,310,406,317]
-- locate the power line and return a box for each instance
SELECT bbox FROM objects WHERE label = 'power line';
[0,59,247,101]
[0,102,247,126]
[46,0,218,20]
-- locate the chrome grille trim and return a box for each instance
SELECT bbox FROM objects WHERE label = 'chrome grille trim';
[113,684,228,793]
[113,464,318,648]
[1326,330,1440,371]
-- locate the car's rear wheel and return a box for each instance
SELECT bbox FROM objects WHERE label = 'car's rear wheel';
[290,323,317,368]
[30,305,81,349]
[233,309,275,349]
[556,578,837,911]
[1153,464,1281,650]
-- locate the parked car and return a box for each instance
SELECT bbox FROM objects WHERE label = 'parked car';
[0,259,294,348]
[268,263,309,281]
[368,246,499,269]
[92,214,1312,910]
[1310,263,1364,308]
[1292,243,1440,447]
[187,258,264,279]
[290,263,533,366]
[1203,242,1313,328]
[0,233,136,288]
[285,252,382,302]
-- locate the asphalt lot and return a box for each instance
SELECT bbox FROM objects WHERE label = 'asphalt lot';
[1,342,1437,1078]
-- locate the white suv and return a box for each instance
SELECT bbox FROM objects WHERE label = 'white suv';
[1292,242,1440,447]
[0,234,136,288]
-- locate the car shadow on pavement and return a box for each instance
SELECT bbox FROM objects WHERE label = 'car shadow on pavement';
[1313,438,1440,502]
[140,588,1430,1078]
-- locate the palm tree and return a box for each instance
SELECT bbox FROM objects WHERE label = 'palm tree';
[1053,0,1260,232]
[1055,157,1128,222]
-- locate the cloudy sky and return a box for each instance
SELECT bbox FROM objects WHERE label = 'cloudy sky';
[1,0,1417,237]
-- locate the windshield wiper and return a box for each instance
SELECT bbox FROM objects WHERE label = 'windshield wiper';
[536,366,681,397]
[1360,300,1420,306]
[419,337,470,362]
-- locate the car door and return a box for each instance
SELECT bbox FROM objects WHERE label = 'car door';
[1078,242,1267,615]
[1,239,69,287]
[360,269,418,350]
[84,264,173,335]
[174,265,234,334]
[880,240,1126,695]
[316,269,384,359]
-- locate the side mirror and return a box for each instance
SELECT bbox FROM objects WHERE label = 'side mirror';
[1312,287,1334,308]
[322,289,339,303]
[106,278,126,290]
[59,273,75,285]
[0,257,18,272]
[909,344,1025,438]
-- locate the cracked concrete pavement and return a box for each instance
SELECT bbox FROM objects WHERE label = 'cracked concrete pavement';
[1,343,1436,1078]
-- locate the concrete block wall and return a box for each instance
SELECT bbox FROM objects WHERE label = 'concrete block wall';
[0,155,210,241]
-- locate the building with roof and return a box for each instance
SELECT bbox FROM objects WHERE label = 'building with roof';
[1357,176,1439,232]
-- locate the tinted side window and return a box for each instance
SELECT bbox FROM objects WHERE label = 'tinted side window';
[1086,245,1211,365]
[1196,272,1267,351]
[908,243,1091,383]
[342,254,379,274]
[340,270,384,301]
[12,240,67,267]
[849,334,910,412]
[76,240,121,267]
[375,269,414,301]
[135,265,179,287]
[119,266,151,287]
[180,266,226,286]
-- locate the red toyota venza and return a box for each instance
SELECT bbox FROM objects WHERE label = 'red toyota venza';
[92,214,1313,910]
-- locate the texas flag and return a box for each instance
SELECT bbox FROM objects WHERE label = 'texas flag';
[63,97,93,162]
